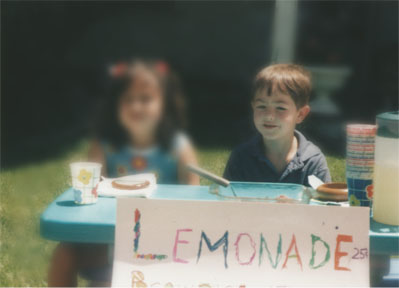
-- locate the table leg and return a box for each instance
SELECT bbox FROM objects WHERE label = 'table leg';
[108,244,115,265]
[370,254,391,287]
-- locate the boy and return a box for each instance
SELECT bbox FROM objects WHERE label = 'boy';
[223,64,331,186]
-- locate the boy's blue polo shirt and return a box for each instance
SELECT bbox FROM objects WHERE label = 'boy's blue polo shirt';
[223,130,331,186]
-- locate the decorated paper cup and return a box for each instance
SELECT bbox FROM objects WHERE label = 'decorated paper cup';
[70,162,102,205]
[346,124,376,207]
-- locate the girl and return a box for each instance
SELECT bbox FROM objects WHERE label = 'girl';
[48,59,199,286]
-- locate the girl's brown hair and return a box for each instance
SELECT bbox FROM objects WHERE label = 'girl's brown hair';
[93,59,187,151]
[254,64,311,108]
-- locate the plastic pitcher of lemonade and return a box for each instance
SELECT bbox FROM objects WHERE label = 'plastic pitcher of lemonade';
[372,111,399,225]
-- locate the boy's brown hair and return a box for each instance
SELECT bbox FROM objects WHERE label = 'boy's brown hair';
[253,64,311,108]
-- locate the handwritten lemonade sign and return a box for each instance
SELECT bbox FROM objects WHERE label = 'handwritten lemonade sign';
[112,198,369,287]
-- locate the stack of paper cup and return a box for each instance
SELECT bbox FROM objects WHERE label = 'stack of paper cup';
[346,124,377,207]
[70,162,102,205]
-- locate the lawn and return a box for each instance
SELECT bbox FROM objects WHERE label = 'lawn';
[0,140,345,286]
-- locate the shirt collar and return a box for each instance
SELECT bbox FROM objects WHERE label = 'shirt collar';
[295,130,318,162]
[250,130,316,176]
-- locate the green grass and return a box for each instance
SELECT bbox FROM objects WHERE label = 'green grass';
[0,140,345,286]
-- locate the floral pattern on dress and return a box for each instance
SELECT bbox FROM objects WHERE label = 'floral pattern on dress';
[131,156,147,171]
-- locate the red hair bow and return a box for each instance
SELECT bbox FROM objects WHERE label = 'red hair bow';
[155,61,169,75]
[110,62,128,78]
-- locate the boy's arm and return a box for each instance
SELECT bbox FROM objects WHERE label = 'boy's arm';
[311,154,332,183]
[314,167,332,183]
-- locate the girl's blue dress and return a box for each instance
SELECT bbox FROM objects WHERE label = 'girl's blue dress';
[103,143,180,184]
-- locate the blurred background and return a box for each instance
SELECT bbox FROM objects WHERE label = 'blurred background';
[2,0,398,168]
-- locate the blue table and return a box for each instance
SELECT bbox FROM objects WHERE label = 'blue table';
[40,185,399,285]
[41,185,399,248]
[40,185,221,243]
[40,183,310,243]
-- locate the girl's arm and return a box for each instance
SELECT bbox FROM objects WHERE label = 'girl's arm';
[177,142,200,185]
[88,140,107,177]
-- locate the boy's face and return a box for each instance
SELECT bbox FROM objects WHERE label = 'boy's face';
[252,90,310,140]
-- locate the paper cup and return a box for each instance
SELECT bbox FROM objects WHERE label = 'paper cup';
[346,124,376,207]
[70,162,102,205]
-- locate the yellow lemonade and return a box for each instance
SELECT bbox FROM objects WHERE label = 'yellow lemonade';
[372,137,399,225]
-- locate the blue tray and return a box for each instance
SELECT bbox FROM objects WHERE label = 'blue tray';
[214,182,311,203]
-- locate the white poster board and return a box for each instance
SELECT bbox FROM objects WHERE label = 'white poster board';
[112,198,369,287]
